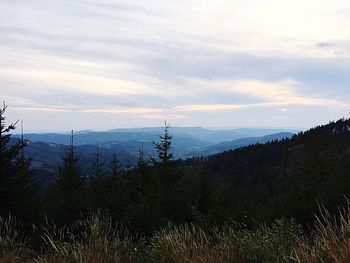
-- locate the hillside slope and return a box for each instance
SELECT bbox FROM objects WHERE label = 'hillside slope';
[198,118,350,222]
[192,132,294,156]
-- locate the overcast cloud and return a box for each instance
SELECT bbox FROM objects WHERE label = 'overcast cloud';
[0,0,350,131]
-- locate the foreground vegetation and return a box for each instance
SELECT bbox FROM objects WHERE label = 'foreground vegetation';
[2,205,350,263]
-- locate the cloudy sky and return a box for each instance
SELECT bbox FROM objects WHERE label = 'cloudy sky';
[1,0,350,132]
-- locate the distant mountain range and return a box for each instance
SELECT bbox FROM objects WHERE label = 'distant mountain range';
[15,127,298,184]
[21,127,298,148]
[19,127,298,159]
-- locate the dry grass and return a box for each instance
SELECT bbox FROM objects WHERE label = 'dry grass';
[292,204,350,263]
[35,211,147,263]
[150,219,301,263]
[215,219,303,263]
[150,224,218,263]
[0,214,32,263]
[3,206,350,263]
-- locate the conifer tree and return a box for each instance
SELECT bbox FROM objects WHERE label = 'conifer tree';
[136,146,146,197]
[126,158,132,171]
[153,121,173,166]
[92,143,104,179]
[0,102,37,218]
[46,130,84,224]
[56,130,83,191]
[109,150,120,178]
[137,146,146,172]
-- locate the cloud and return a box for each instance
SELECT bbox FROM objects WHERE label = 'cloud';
[317,42,333,48]
[175,98,348,112]
[174,79,349,111]
[0,68,158,96]
[0,0,349,130]
[12,106,162,114]
[81,108,162,114]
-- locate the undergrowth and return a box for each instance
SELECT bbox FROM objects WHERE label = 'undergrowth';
[2,206,350,263]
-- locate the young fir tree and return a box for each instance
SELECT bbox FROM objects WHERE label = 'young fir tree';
[90,143,111,209]
[109,150,120,178]
[153,121,173,166]
[92,143,104,179]
[136,146,146,198]
[137,146,146,173]
[46,130,84,224]
[0,102,37,219]
[56,130,84,191]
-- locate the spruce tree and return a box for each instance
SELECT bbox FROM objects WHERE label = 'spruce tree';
[46,130,84,224]
[153,121,173,166]
[136,146,146,197]
[56,130,83,191]
[0,102,37,219]
[92,143,104,179]
[109,151,120,178]
[137,146,146,172]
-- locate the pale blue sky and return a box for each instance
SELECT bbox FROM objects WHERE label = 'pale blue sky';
[1,0,349,132]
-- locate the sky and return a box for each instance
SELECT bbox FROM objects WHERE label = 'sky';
[0,0,350,132]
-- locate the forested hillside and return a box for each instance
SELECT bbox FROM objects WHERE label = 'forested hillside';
[200,118,350,223]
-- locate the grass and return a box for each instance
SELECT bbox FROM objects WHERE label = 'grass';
[35,211,147,263]
[291,203,350,263]
[2,206,350,263]
[0,214,33,263]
